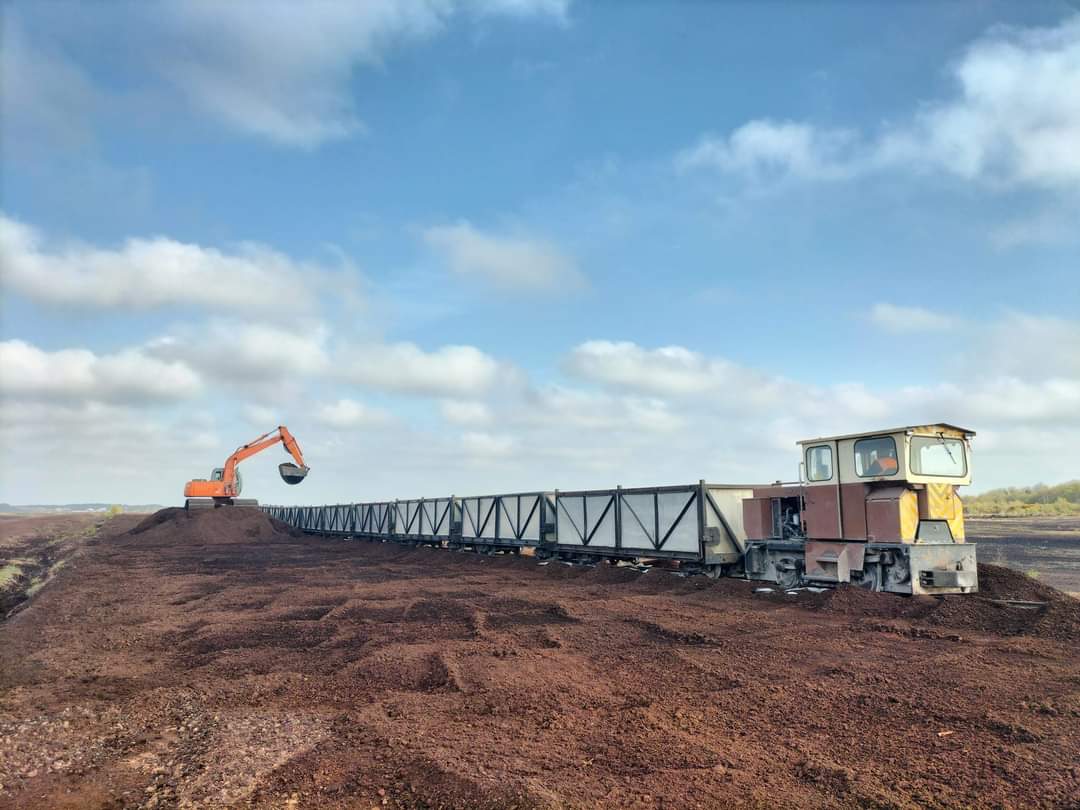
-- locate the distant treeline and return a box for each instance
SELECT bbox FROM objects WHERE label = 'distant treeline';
[965,481,1080,517]
[0,503,163,515]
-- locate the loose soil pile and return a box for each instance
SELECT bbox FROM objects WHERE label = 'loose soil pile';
[1,509,1078,809]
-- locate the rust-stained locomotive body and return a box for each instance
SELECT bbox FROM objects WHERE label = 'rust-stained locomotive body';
[740,424,976,594]
[265,423,977,595]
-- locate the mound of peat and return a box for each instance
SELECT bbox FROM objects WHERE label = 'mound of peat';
[128,505,305,546]
[816,563,1079,641]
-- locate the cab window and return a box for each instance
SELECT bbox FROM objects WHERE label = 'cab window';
[910,436,967,477]
[854,436,898,477]
[805,445,833,481]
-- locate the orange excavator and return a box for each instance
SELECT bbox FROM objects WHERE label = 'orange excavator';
[184,426,309,510]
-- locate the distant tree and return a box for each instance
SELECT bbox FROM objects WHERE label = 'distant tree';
[965,480,1080,516]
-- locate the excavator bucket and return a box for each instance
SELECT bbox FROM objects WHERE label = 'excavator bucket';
[278,462,309,485]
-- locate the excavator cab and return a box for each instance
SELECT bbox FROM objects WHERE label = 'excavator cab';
[210,468,241,492]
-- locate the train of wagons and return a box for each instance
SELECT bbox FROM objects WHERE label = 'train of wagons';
[263,423,978,595]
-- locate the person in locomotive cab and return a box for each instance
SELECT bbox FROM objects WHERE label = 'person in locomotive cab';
[865,443,899,476]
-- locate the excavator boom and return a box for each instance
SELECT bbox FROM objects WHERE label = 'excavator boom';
[183,426,309,509]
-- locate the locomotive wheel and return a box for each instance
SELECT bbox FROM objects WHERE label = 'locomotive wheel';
[776,563,801,590]
[855,564,882,591]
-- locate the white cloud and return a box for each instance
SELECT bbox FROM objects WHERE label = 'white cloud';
[5,1,570,149]
[147,322,331,383]
[563,340,897,427]
[0,19,100,152]
[461,431,518,459]
[521,385,685,433]
[678,15,1080,190]
[439,399,493,425]
[676,120,857,181]
[564,340,782,401]
[888,15,1080,188]
[314,398,393,430]
[340,341,504,397]
[0,214,320,315]
[900,378,1080,426]
[134,322,508,401]
[0,339,201,404]
[0,398,222,503]
[423,220,583,290]
[980,312,1080,380]
[565,341,714,395]
[869,303,957,333]
[242,403,279,427]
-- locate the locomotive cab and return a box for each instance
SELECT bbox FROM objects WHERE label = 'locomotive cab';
[743,424,977,594]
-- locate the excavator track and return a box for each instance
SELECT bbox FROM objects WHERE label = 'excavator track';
[185,498,260,511]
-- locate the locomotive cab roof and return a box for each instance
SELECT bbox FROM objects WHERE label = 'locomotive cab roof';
[797,423,975,446]
[797,423,974,486]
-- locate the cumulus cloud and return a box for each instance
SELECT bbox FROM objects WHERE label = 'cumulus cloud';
[980,312,1080,380]
[5,1,570,149]
[676,121,858,181]
[564,340,784,402]
[0,339,201,403]
[563,340,900,427]
[130,322,510,400]
[883,15,1080,188]
[0,398,223,503]
[314,398,393,429]
[0,214,319,315]
[869,303,957,333]
[678,15,1080,190]
[439,399,493,425]
[242,403,279,427]
[900,377,1080,426]
[461,431,518,459]
[147,321,331,383]
[340,341,504,397]
[518,385,685,433]
[423,220,583,290]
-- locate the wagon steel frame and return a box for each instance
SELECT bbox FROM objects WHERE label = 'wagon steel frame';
[265,481,748,565]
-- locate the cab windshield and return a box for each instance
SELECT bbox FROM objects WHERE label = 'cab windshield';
[910,435,967,477]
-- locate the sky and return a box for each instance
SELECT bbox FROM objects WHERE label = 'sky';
[1,0,1079,506]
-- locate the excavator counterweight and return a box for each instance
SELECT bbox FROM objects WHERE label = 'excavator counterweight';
[184,426,309,510]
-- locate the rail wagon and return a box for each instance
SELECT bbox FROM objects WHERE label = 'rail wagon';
[264,423,978,594]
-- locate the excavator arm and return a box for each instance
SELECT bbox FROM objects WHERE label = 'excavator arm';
[220,426,308,491]
[184,426,309,506]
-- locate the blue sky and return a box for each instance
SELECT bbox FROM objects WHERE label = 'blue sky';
[2,1,1079,505]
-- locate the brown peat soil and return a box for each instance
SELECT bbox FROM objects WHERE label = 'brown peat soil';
[0,508,1077,809]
